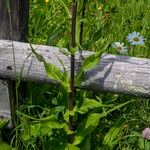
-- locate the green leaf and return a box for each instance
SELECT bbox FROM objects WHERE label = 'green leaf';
[0,119,9,129]
[102,116,126,149]
[76,98,112,114]
[144,140,150,150]
[73,101,129,145]
[64,110,76,122]
[44,62,65,83]
[138,137,144,150]
[0,141,14,150]
[80,137,91,150]
[29,43,69,91]
[41,117,65,129]
[75,51,101,85]
[73,113,100,145]
[91,28,103,43]
[40,123,53,137]
[21,123,41,141]
[69,47,78,54]
[99,101,130,119]
[65,144,80,150]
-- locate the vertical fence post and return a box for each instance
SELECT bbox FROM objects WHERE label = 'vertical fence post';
[0,0,29,124]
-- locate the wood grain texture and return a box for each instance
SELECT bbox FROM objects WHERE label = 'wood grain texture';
[0,0,19,120]
[0,80,11,119]
[0,0,20,40]
[0,0,29,120]
[0,40,89,83]
[0,40,150,97]
[82,53,150,97]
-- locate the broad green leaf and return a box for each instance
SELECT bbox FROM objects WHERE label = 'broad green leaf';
[40,123,53,137]
[64,110,76,122]
[73,113,100,145]
[44,62,65,84]
[65,144,80,150]
[75,51,101,85]
[102,117,126,149]
[80,137,91,150]
[41,118,65,129]
[21,123,41,141]
[74,101,129,145]
[76,98,112,114]
[29,43,69,91]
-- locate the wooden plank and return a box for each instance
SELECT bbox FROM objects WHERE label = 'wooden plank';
[0,40,87,83]
[0,0,29,123]
[82,54,150,97]
[0,80,11,119]
[0,0,19,120]
[0,40,150,97]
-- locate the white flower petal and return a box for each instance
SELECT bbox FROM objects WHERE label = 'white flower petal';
[127,31,146,45]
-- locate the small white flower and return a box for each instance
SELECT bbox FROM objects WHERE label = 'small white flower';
[127,31,146,45]
[142,128,150,140]
[112,42,128,54]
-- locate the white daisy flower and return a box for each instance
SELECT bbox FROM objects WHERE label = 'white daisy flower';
[127,31,146,45]
[112,42,128,54]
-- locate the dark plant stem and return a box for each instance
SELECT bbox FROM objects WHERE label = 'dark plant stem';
[79,0,86,46]
[68,0,77,144]
[79,0,87,59]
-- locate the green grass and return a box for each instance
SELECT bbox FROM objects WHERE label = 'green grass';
[29,0,149,57]
[5,0,150,149]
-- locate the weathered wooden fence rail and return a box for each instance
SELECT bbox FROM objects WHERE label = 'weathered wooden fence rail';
[0,39,150,95]
[0,39,150,120]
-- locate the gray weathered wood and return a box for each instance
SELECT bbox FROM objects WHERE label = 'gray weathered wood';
[82,53,150,97]
[0,80,11,119]
[0,0,29,121]
[0,0,18,121]
[0,40,150,97]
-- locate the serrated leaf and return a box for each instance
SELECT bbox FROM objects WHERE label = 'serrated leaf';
[76,98,112,114]
[99,101,130,119]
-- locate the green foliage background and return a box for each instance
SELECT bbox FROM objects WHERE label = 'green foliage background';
[1,0,150,150]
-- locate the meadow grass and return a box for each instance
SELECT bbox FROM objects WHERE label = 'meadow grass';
[11,0,150,149]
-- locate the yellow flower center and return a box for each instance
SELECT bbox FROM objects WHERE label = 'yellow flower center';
[133,37,140,42]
